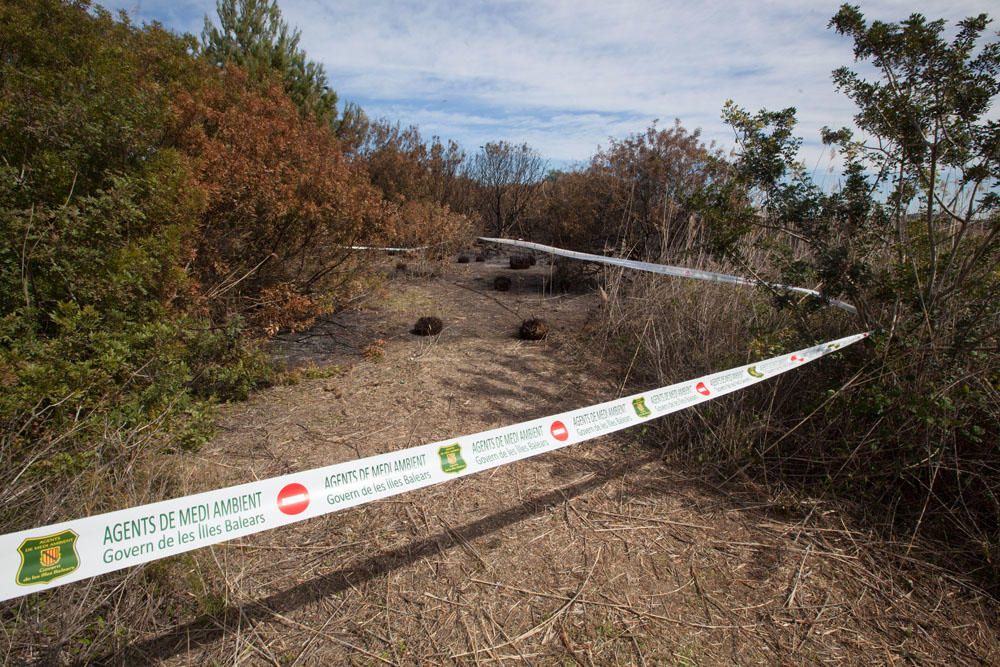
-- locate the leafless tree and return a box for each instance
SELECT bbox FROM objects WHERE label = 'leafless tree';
[469,141,546,237]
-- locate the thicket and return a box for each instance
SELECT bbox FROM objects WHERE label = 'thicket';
[0,2,477,658]
[590,6,1000,589]
[0,0,242,528]
[172,66,383,334]
[520,122,729,260]
[0,0,476,508]
[360,120,474,253]
[0,0,390,518]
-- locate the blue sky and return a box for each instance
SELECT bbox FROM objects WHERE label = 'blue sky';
[103,0,995,176]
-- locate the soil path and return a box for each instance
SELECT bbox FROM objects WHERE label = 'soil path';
[128,258,996,665]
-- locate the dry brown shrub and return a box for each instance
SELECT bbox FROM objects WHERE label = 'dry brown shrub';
[377,199,474,257]
[493,276,512,291]
[522,121,722,257]
[172,66,382,334]
[251,282,327,337]
[362,120,466,207]
[363,338,386,361]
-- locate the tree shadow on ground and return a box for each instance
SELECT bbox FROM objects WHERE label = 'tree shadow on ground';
[91,451,668,665]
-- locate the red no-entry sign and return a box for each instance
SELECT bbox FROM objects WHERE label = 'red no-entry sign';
[277,483,310,515]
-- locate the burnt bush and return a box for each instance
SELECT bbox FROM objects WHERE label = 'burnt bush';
[509,254,531,270]
[545,259,595,293]
[518,318,549,340]
[411,316,443,336]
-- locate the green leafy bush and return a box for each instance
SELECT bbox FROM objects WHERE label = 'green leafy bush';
[0,1,276,530]
[697,5,1000,587]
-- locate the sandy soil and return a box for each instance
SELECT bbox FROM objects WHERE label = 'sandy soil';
[108,256,998,665]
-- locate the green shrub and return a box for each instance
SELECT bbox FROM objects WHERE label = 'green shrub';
[0,0,272,565]
[683,5,1000,588]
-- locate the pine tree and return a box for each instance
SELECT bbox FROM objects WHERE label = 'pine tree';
[202,0,337,125]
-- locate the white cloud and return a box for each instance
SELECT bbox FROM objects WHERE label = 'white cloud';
[102,0,999,167]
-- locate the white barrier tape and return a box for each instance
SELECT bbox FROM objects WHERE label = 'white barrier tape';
[0,332,868,602]
[346,241,451,252]
[479,237,858,314]
[346,245,430,252]
[343,245,430,252]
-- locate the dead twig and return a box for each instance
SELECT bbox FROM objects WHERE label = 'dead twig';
[785,544,813,608]
[454,547,603,658]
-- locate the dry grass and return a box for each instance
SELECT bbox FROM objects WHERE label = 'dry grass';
[595,241,1000,603]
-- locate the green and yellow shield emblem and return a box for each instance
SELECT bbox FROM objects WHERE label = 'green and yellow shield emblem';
[631,397,651,418]
[16,529,79,586]
[438,444,467,474]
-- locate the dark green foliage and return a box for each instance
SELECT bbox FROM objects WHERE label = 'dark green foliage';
[826,4,1000,314]
[202,0,338,125]
[493,276,512,291]
[0,0,273,534]
[713,6,1000,587]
